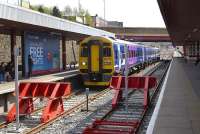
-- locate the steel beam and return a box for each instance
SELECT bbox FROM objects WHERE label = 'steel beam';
[10,30,16,63]
[62,36,66,70]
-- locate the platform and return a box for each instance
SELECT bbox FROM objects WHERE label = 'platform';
[147,58,200,134]
[0,70,78,95]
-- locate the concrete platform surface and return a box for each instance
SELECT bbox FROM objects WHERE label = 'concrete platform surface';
[0,70,79,95]
[149,58,200,134]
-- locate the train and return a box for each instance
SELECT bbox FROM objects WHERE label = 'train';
[79,36,160,86]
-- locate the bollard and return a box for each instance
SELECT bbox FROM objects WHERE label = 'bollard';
[86,88,89,112]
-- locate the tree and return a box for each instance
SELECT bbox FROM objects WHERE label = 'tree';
[38,5,44,13]
[52,6,62,18]
[63,5,72,16]
[43,6,52,15]
[69,5,93,25]
[78,5,85,17]
[30,5,38,11]
[85,10,93,26]
[30,5,52,15]
[30,4,93,26]
[72,7,78,16]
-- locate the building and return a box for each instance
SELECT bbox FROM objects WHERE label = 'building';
[92,15,123,28]
[107,21,123,28]
[92,15,107,27]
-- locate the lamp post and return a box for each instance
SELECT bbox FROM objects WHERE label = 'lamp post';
[14,46,19,131]
[103,0,106,27]
[18,0,22,6]
[78,0,81,12]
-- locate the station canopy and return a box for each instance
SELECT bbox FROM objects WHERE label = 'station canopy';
[157,0,200,46]
[0,3,114,40]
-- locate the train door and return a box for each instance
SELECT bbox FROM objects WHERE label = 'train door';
[91,45,100,72]
[142,47,145,62]
[138,47,143,62]
[113,44,119,68]
[120,45,125,67]
[118,44,121,69]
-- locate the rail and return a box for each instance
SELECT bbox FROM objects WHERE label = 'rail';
[83,61,170,134]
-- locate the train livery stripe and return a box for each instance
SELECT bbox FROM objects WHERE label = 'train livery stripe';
[91,45,100,72]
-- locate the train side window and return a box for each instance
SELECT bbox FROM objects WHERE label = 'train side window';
[128,50,130,58]
[115,52,118,59]
[81,47,88,57]
[120,45,125,59]
[138,50,140,56]
[140,49,142,56]
[103,47,111,57]
[132,50,134,57]
[134,51,136,57]
[123,53,125,59]
[128,50,131,58]
[138,50,140,57]
[131,50,134,57]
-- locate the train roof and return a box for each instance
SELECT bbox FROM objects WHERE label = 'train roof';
[114,38,143,47]
[80,36,159,49]
[80,36,113,44]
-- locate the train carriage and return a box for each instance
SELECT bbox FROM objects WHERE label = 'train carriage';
[79,36,160,86]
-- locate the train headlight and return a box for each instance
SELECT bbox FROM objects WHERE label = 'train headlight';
[82,62,86,66]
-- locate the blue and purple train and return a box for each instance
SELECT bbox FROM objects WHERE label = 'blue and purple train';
[79,36,160,86]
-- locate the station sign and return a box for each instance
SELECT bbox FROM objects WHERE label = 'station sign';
[24,31,60,76]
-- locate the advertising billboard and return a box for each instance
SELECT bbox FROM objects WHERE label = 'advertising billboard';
[24,31,60,76]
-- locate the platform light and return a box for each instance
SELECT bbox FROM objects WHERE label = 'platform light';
[0,23,4,27]
[193,28,199,33]
[187,34,191,38]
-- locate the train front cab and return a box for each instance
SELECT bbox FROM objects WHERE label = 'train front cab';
[79,37,114,86]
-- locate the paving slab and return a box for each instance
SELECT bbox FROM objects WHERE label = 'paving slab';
[153,127,194,134]
[151,58,200,134]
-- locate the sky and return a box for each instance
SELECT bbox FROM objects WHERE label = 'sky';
[28,0,165,28]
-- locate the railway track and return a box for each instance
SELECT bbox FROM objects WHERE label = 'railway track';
[69,61,170,134]
[137,61,170,133]
[25,89,112,134]
[35,62,166,134]
[0,62,164,134]
[0,88,111,134]
[35,63,164,134]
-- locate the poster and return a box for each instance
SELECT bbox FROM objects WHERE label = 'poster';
[24,31,60,75]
